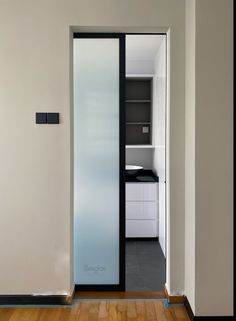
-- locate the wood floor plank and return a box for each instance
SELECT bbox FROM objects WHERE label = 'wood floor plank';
[145,302,157,321]
[127,301,137,319]
[0,308,14,321]
[135,301,145,321]
[0,300,190,321]
[153,301,168,321]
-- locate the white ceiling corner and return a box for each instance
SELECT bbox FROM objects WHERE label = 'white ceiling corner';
[126,34,165,62]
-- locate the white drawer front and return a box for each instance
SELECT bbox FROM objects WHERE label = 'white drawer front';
[126,183,143,200]
[126,220,157,237]
[126,183,157,201]
[126,202,157,220]
[143,202,157,219]
[143,184,157,201]
[126,202,142,219]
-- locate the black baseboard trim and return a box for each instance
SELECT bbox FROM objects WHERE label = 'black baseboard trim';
[194,317,234,320]
[75,284,125,292]
[184,296,195,320]
[184,296,234,320]
[0,294,71,305]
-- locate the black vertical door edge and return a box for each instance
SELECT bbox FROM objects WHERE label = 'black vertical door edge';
[119,33,126,291]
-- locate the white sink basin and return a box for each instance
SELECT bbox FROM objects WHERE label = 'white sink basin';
[126,165,143,175]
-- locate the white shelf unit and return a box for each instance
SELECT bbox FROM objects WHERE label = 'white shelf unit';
[126,74,155,78]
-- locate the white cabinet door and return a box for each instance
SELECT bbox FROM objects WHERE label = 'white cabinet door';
[126,183,143,200]
[126,202,142,219]
[144,202,157,220]
[143,184,157,201]
[126,202,157,220]
[126,220,157,237]
[126,183,157,201]
[125,182,158,238]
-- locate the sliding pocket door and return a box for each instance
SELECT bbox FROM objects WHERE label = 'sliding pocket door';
[73,34,125,289]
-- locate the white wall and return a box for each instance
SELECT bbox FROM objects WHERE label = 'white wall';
[185,0,196,312]
[0,0,185,296]
[195,0,233,316]
[126,60,154,75]
[126,148,153,169]
[153,37,166,256]
[185,0,234,316]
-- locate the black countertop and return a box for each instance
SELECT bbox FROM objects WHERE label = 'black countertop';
[125,169,159,183]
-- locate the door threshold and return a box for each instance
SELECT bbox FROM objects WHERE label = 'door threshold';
[75,291,165,299]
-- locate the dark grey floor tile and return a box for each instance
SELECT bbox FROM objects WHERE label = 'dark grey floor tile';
[125,240,165,292]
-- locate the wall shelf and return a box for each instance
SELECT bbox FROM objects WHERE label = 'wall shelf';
[125,77,153,146]
[126,74,154,78]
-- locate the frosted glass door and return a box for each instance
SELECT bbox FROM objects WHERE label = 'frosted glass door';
[73,37,120,285]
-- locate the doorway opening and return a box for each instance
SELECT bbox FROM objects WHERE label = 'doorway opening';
[73,32,167,293]
[125,34,167,292]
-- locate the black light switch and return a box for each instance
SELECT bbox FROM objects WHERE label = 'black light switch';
[47,113,59,124]
[36,112,47,124]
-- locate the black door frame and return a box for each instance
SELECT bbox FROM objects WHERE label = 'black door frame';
[73,33,126,291]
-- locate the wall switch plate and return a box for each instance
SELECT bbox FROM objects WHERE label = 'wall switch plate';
[142,126,149,134]
[47,113,59,124]
[36,112,47,124]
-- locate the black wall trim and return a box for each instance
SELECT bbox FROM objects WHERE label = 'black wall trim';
[75,284,124,292]
[184,296,195,321]
[184,296,234,320]
[0,295,71,305]
[73,32,124,38]
[194,317,234,320]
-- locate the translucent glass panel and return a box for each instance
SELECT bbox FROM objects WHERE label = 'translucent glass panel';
[73,38,120,284]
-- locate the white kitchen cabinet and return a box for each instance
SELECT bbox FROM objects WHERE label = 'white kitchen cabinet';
[126,220,157,238]
[126,202,157,220]
[126,183,157,201]
[126,182,158,238]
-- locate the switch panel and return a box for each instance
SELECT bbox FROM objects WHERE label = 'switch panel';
[36,112,47,124]
[47,113,59,124]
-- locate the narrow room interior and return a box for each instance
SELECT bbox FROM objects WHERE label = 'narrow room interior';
[125,34,167,292]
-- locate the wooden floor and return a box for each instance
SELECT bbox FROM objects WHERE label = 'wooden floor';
[0,300,190,321]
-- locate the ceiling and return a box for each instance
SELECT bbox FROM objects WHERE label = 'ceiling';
[126,34,165,62]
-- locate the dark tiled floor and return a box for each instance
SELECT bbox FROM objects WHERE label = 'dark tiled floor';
[125,240,166,292]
